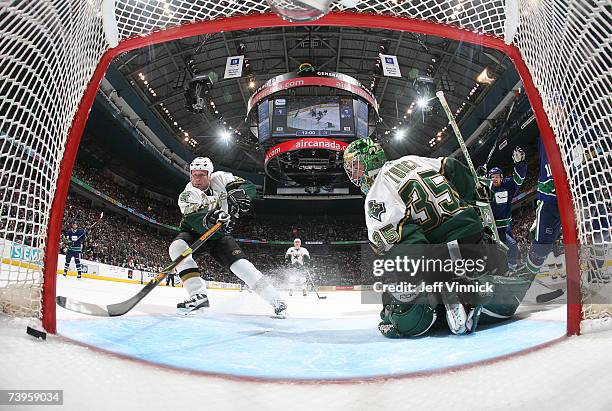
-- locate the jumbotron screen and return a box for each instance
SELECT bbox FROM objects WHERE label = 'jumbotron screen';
[258,96,368,140]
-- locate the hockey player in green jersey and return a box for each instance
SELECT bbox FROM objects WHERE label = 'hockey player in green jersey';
[344,138,536,338]
[169,157,287,317]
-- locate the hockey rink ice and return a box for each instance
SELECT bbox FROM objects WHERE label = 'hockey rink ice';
[2,273,612,410]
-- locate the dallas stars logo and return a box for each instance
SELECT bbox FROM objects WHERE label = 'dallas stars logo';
[368,200,386,222]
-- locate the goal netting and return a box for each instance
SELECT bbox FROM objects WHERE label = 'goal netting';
[0,0,610,334]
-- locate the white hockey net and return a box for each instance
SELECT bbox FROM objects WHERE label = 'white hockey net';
[0,1,610,332]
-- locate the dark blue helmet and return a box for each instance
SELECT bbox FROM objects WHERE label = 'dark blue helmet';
[488,167,503,178]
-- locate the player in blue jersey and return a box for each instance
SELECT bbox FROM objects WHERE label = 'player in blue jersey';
[524,139,561,276]
[63,221,86,279]
[488,146,527,270]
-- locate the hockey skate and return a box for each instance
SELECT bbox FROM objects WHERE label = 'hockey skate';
[177,293,210,315]
[272,300,287,319]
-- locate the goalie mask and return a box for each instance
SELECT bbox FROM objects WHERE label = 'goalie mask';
[343,138,387,195]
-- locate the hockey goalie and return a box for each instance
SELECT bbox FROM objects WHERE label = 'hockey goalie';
[344,138,538,338]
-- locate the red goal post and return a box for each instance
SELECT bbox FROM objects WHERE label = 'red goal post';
[0,1,609,336]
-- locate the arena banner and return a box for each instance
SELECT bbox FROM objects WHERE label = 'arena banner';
[8,241,43,264]
[247,70,379,114]
[264,138,349,165]
[57,253,99,276]
[71,177,181,232]
[379,54,402,77]
[224,55,244,79]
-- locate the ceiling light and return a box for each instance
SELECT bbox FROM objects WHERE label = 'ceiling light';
[417,98,429,108]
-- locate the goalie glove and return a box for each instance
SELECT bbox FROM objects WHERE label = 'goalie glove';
[475,182,492,202]
[512,146,525,163]
[227,188,251,219]
[204,209,233,232]
[476,165,488,178]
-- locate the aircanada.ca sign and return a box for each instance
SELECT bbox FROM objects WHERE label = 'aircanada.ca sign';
[264,138,349,165]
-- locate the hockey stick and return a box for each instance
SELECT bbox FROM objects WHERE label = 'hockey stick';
[72,212,104,242]
[436,91,500,244]
[305,270,327,299]
[56,222,223,317]
[482,98,517,171]
[88,211,104,231]
[534,278,565,303]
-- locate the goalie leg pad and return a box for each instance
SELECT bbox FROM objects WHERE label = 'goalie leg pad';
[480,274,535,324]
[379,291,438,338]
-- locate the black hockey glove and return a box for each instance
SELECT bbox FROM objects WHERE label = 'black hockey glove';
[204,209,234,232]
[227,189,251,219]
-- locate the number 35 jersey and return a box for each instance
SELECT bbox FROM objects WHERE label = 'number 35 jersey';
[365,155,484,254]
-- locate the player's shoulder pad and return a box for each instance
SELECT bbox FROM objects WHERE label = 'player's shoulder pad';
[210,170,234,183]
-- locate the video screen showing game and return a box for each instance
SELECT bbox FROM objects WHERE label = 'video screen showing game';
[271,96,355,137]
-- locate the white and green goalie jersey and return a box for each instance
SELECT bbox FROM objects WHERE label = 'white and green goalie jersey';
[365,155,484,254]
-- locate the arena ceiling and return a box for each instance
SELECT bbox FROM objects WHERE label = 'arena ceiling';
[113,25,512,171]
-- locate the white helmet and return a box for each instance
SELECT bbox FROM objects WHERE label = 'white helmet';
[190,157,213,174]
[294,238,301,244]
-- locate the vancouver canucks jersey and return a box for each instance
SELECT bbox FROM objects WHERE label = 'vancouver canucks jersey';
[490,163,527,229]
[365,155,483,254]
[537,139,556,202]
[178,171,256,234]
[65,228,86,252]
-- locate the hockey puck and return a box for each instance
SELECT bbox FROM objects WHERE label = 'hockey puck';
[26,326,47,340]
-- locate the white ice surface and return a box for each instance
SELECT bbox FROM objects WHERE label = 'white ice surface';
[1,275,611,410]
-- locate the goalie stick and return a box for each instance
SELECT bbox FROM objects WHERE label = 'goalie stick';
[436,91,500,244]
[56,222,223,317]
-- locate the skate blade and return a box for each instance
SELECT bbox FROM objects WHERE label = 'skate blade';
[177,309,208,316]
[176,306,209,316]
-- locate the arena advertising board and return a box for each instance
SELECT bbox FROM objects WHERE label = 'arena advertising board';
[247,70,379,115]
[264,138,349,165]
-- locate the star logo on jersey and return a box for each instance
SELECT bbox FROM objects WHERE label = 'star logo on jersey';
[368,200,386,222]
[179,192,190,203]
